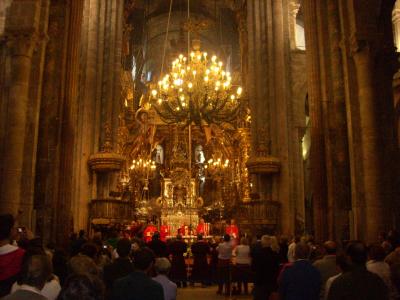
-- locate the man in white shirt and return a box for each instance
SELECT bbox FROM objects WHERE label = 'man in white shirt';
[153,257,177,300]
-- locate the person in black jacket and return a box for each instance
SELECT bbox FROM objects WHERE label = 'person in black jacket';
[168,235,188,288]
[190,235,210,287]
[251,235,280,300]
[103,238,134,293]
[112,247,164,300]
[147,232,168,258]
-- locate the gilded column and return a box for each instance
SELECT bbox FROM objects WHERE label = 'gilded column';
[0,0,40,218]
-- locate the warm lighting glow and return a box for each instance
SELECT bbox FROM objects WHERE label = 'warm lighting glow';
[150,50,243,126]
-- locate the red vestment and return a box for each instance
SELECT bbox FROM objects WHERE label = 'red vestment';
[196,223,205,235]
[160,225,170,242]
[226,225,239,240]
[143,224,157,243]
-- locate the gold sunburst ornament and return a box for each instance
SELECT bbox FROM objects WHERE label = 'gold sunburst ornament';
[150,46,243,126]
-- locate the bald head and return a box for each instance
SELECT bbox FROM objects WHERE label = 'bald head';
[324,241,337,255]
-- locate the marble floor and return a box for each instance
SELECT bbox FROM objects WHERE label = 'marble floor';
[177,285,253,300]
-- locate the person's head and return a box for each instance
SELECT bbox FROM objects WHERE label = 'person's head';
[223,234,231,242]
[80,242,98,259]
[154,257,171,275]
[324,241,337,255]
[200,218,205,224]
[197,234,203,241]
[19,254,52,290]
[336,252,351,273]
[270,236,280,253]
[132,247,155,273]
[176,234,182,240]
[240,237,248,246]
[346,241,368,266]
[152,232,160,241]
[368,244,386,262]
[0,214,14,241]
[261,235,272,248]
[116,238,131,258]
[294,242,311,260]
[58,274,105,300]
[79,230,85,238]
[230,219,235,225]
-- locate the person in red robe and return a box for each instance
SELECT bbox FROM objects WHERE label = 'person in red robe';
[196,218,206,236]
[226,219,239,245]
[159,221,170,242]
[143,221,157,243]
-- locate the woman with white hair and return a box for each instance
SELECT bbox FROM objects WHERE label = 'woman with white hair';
[152,257,177,300]
[233,236,251,295]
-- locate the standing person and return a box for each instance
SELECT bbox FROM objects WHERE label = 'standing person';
[313,241,339,299]
[190,234,210,287]
[0,214,25,297]
[216,234,233,295]
[143,221,158,243]
[168,235,188,288]
[234,237,252,295]
[279,242,321,300]
[196,218,206,236]
[153,258,177,300]
[3,255,51,300]
[327,241,389,300]
[71,230,87,256]
[225,219,239,246]
[160,221,170,243]
[112,248,164,300]
[251,235,280,300]
[287,236,300,263]
[103,238,134,294]
[366,244,396,299]
[209,237,220,285]
[148,232,168,258]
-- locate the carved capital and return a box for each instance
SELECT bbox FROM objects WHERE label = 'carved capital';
[246,155,281,175]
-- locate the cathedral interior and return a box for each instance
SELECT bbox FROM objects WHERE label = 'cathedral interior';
[0,0,400,247]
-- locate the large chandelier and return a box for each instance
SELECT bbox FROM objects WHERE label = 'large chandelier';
[150,46,243,126]
[205,157,230,177]
[129,157,156,179]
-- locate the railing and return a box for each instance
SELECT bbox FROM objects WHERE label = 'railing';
[89,198,134,222]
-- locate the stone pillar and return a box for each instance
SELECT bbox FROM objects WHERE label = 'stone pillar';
[73,0,124,232]
[351,43,383,242]
[0,0,40,220]
[303,0,328,241]
[326,0,352,240]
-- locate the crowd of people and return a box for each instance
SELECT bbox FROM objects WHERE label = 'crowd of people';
[2,213,400,300]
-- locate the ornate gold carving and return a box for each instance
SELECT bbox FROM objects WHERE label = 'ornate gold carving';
[101,122,113,153]
[256,126,270,157]
[88,122,125,172]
